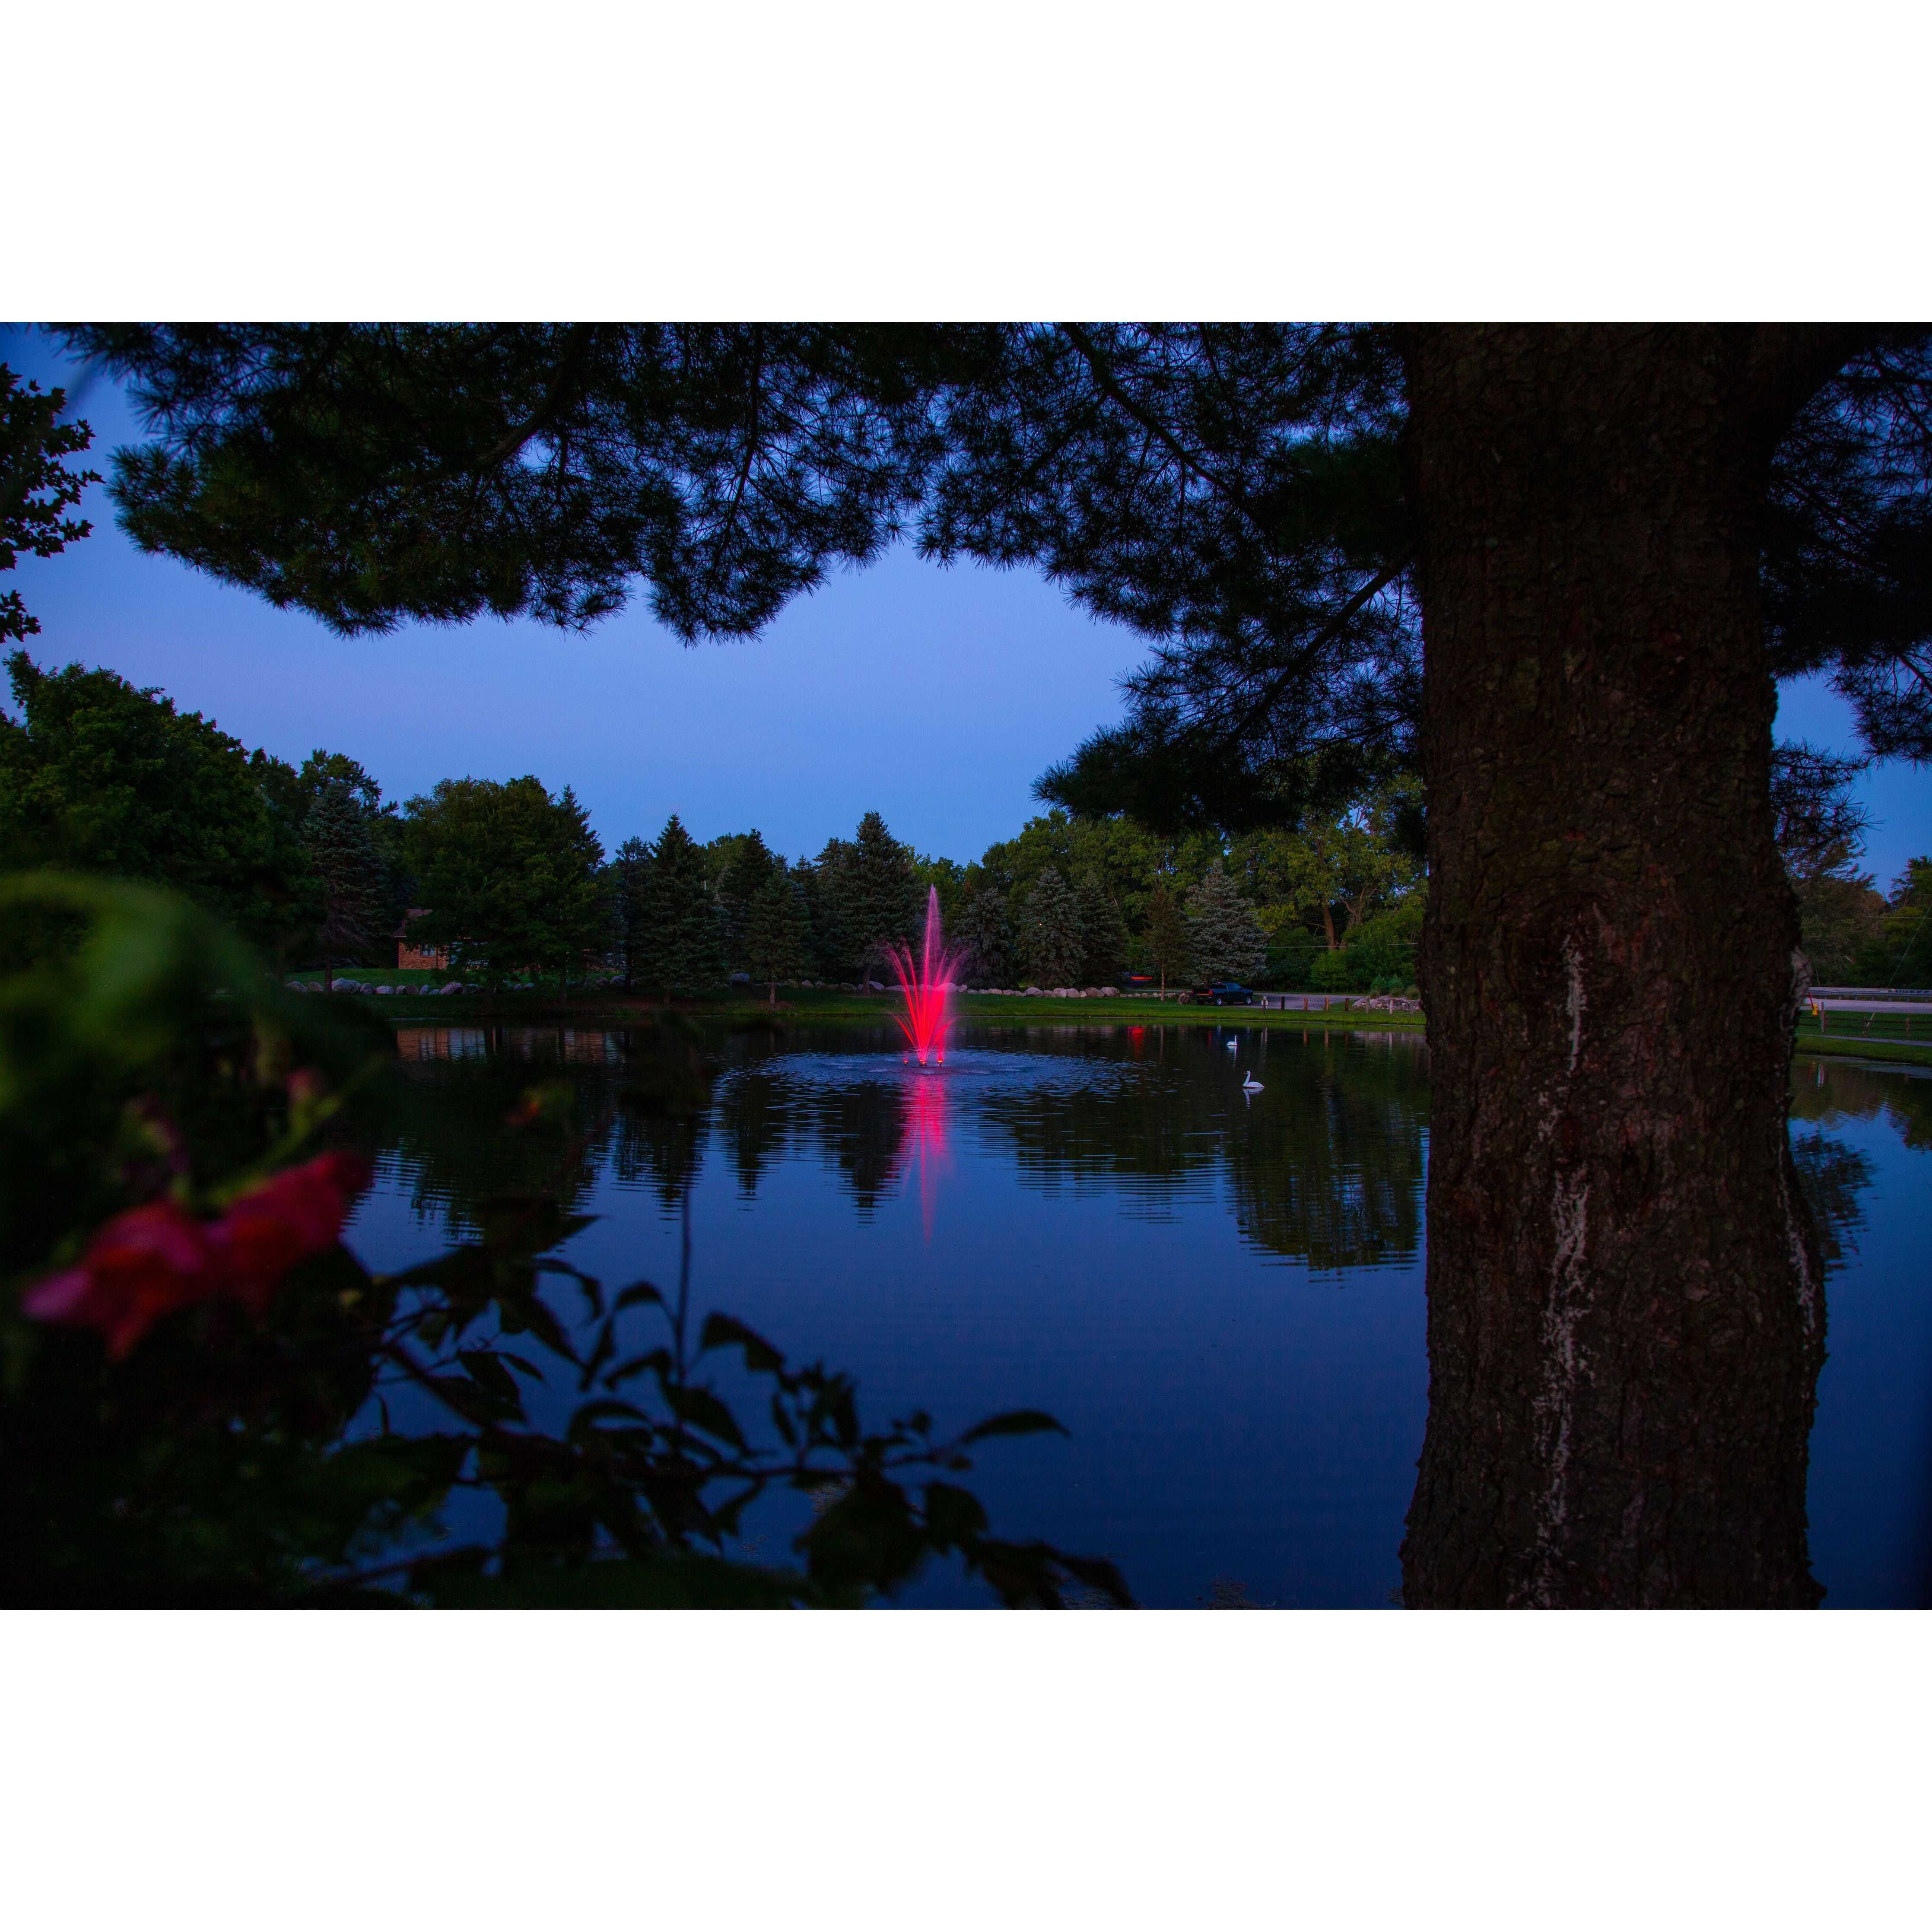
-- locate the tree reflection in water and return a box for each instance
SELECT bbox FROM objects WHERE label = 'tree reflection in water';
[365,1021,1918,1605]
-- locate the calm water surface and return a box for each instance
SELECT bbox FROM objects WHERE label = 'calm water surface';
[343,1021,1932,1608]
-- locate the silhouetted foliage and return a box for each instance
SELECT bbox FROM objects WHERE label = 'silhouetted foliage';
[0,365,96,647]
[0,649,318,963]
[0,877,1132,1608]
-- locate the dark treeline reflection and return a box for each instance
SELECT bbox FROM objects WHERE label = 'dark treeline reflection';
[380,1023,1894,1285]
[1790,1054,1932,1148]
[383,1021,1432,1273]
[1788,1057,1932,1270]
[361,1025,1926,1606]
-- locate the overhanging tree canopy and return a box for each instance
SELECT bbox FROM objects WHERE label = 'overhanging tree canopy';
[58,324,1932,817]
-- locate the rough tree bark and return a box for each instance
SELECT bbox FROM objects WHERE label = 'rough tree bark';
[1398,325,1859,1608]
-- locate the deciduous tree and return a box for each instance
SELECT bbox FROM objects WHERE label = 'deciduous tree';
[1870,857,1932,987]
[0,366,96,648]
[402,776,607,1005]
[1143,882,1190,997]
[0,649,316,963]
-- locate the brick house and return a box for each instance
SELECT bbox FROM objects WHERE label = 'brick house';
[395,909,451,972]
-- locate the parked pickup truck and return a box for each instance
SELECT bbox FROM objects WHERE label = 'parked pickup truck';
[1179,982,1255,1007]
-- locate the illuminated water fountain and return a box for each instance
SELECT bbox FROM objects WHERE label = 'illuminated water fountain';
[884,887,965,1067]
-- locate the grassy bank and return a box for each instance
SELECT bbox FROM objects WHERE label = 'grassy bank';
[288,977,1932,1065]
[291,978,1430,1033]
[1792,1022,1932,1068]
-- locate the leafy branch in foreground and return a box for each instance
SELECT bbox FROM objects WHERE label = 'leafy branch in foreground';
[363,1192,1130,1608]
[0,873,1130,1608]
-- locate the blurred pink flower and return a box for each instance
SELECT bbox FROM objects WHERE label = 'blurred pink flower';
[22,1201,218,1360]
[22,1151,374,1358]
[217,1151,372,1315]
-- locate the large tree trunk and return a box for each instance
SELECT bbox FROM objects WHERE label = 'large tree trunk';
[1399,325,1854,1607]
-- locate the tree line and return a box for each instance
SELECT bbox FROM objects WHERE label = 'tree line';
[0,648,1425,999]
[10,646,1924,1004]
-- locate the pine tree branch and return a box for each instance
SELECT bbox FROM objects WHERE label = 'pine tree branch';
[1223,553,1413,742]
[1055,323,1278,555]
[474,324,597,470]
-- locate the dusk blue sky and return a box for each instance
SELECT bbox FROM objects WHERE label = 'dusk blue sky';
[6,327,1929,884]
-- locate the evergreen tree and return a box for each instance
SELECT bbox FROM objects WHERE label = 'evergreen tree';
[1019,867,1084,987]
[1075,875,1129,985]
[541,785,611,1002]
[799,838,852,981]
[1184,863,1268,985]
[839,810,918,981]
[302,779,384,989]
[1143,881,1191,997]
[636,813,724,994]
[294,750,392,988]
[717,828,779,970]
[609,835,652,988]
[745,869,810,1006]
[957,887,1013,986]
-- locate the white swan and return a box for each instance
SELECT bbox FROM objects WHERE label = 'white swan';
[1225,1038,1238,1051]
[1240,1072,1263,1091]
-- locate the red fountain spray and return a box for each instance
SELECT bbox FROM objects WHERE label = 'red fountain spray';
[885,887,963,1066]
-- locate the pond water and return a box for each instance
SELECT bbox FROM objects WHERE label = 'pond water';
[342,1021,1932,1608]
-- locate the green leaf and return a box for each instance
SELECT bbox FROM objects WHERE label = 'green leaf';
[921,1480,990,1549]
[498,1285,575,1361]
[425,1371,516,1425]
[666,1383,748,1452]
[606,1347,673,1390]
[699,1312,784,1373]
[1058,1554,1138,1608]
[567,1397,652,1436]
[959,1409,1068,1446]
[457,1349,521,1406]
